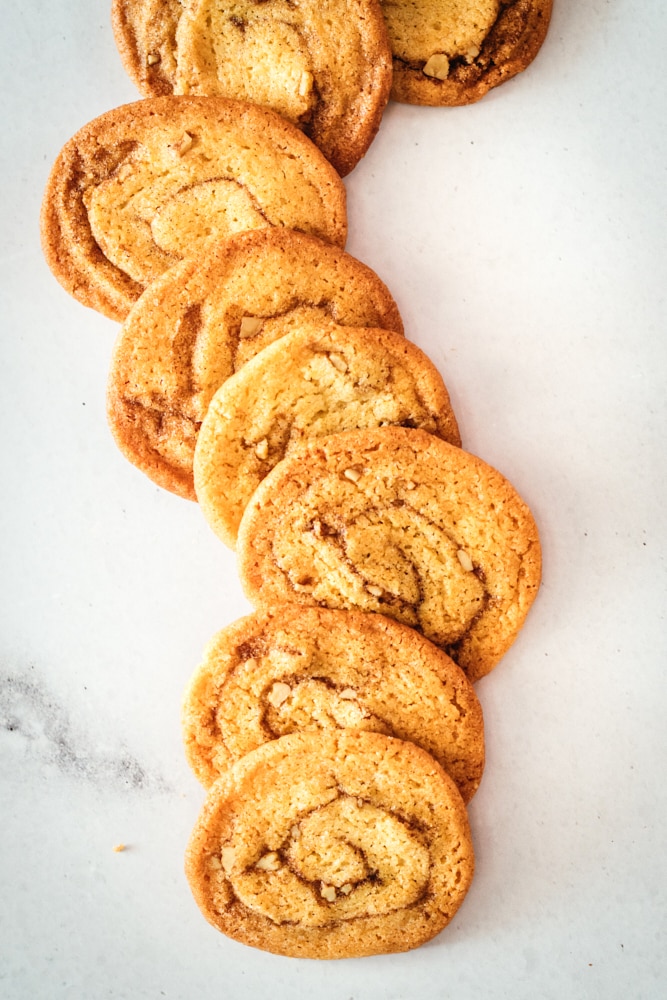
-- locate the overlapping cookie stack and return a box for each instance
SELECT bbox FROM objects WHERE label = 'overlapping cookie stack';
[41,0,551,961]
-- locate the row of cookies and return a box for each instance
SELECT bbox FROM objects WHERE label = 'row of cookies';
[39,3,548,961]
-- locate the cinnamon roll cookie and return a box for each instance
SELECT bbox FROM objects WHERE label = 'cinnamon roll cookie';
[182,606,484,801]
[185,729,474,957]
[40,97,346,320]
[382,0,553,106]
[194,323,461,545]
[111,0,393,175]
[106,229,402,500]
[237,427,541,681]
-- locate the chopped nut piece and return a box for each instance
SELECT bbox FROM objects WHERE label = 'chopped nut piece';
[367,585,383,598]
[356,797,365,808]
[221,847,236,872]
[423,53,450,80]
[112,843,126,853]
[457,549,474,572]
[328,353,348,373]
[312,519,323,537]
[299,71,313,97]
[172,131,194,156]
[405,480,416,490]
[239,316,265,339]
[268,681,291,707]
[320,883,337,902]
[338,688,358,700]
[344,467,362,483]
[209,855,222,870]
[256,852,282,871]
[291,825,301,840]
[147,52,160,66]
[255,438,269,460]
[339,883,353,895]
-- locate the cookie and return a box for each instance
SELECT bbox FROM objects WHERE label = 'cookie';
[112,0,393,176]
[382,0,553,106]
[182,605,484,801]
[184,729,474,957]
[40,96,347,320]
[194,323,461,545]
[106,229,403,500]
[237,427,541,681]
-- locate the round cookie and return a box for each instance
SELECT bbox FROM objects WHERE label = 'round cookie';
[112,0,393,176]
[182,605,484,801]
[237,427,541,682]
[185,729,475,958]
[194,323,461,545]
[106,229,403,501]
[382,0,553,106]
[40,97,347,320]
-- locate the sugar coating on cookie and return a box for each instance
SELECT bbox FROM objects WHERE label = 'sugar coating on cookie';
[106,230,402,500]
[40,97,347,320]
[382,0,553,106]
[194,324,461,545]
[185,729,474,958]
[112,0,393,176]
[182,605,484,801]
[237,427,541,681]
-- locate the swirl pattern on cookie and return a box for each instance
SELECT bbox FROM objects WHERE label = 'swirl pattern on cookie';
[182,605,484,801]
[237,427,541,681]
[381,0,553,106]
[106,229,402,500]
[112,0,393,176]
[40,97,347,320]
[185,730,474,957]
[194,323,461,544]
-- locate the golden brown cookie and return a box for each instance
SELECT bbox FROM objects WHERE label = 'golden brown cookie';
[182,605,484,801]
[237,427,541,681]
[382,0,553,106]
[40,97,347,320]
[185,729,474,957]
[194,323,461,545]
[112,0,393,176]
[106,229,403,500]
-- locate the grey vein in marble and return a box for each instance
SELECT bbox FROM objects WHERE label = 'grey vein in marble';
[1,668,171,793]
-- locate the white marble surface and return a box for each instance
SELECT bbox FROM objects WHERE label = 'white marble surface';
[1,2,666,997]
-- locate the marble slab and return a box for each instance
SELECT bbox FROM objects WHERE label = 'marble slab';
[1,2,666,997]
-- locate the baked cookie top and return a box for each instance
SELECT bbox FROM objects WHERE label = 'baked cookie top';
[106,229,402,500]
[194,323,461,545]
[237,427,541,681]
[112,0,393,175]
[40,97,347,320]
[185,729,474,958]
[182,605,484,801]
[382,0,553,105]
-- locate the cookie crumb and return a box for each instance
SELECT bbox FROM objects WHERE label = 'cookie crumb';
[112,843,126,853]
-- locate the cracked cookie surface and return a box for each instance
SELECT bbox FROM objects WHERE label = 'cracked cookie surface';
[381,0,553,105]
[106,229,402,500]
[40,97,346,320]
[194,323,460,544]
[182,605,484,800]
[237,427,541,681]
[185,729,474,957]
[112,0,393,175]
